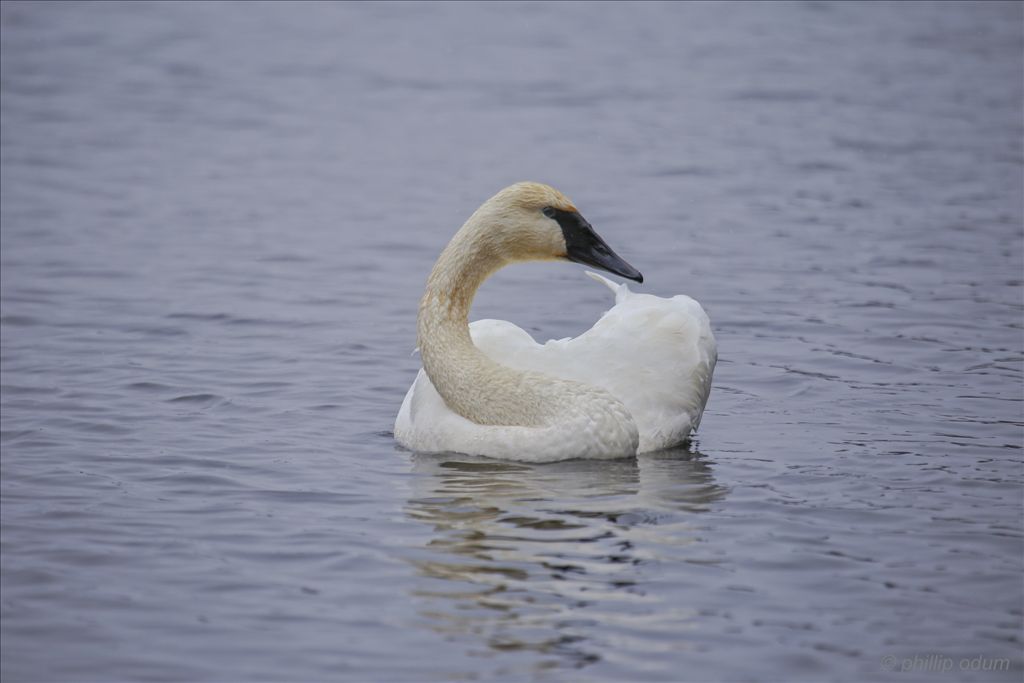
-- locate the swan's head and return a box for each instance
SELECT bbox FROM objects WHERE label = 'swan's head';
[479,182,643,283]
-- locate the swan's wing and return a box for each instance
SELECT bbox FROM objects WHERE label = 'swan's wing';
[673,295,717,433]
[566,291,716,452]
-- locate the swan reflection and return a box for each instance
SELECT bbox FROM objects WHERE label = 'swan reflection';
[404,447,727,672]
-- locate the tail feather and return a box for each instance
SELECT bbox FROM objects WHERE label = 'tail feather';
[585,271,631,304]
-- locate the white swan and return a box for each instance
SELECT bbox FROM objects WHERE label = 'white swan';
[395,182,716,462]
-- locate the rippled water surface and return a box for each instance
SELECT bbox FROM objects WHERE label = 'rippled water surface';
[2,2,1022,681]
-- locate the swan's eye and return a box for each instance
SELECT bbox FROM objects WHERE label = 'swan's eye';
[542,207,556,219]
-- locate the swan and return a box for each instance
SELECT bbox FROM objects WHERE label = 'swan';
[394,182,716,462]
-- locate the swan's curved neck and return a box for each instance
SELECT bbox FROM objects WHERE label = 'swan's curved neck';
[422,225,504,327]
[416,216,543,426]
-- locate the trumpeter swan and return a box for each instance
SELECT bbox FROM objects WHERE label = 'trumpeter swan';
[395,182,716,462]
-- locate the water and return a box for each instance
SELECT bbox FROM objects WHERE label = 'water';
[2,2,1021,681]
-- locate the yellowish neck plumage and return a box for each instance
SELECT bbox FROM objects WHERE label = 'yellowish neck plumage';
[417,210,555,427]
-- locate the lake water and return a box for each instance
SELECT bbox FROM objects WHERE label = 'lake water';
[2,2,1022,681]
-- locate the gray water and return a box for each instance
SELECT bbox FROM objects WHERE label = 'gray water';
[2,2,1022,681]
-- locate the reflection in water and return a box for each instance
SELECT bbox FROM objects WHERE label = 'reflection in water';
[405,449,727,672]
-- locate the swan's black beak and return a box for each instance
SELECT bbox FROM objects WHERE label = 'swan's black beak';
[549,208,643,284]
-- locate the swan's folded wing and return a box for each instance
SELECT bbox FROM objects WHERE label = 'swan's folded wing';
[579,292,716,451]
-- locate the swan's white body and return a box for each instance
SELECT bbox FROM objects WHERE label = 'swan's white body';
[394,182,716,463]
[396,272,716,461]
